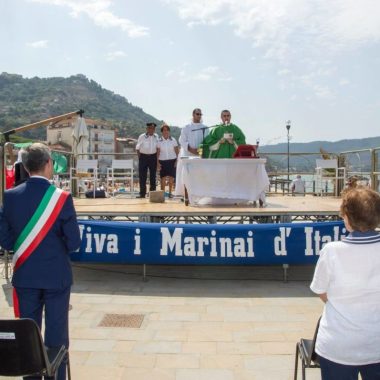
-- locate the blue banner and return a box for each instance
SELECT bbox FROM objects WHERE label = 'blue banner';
[71,220,347,265]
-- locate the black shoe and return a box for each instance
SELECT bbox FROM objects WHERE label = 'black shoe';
[136,195,146,199]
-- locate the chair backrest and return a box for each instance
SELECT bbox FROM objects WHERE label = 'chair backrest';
[233,144,258,158]
[0,319,48,376]
[111,159,134,170]
[76,159,98,171]
[315,159,338,169]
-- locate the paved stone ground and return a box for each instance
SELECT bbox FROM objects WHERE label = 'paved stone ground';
[1,262,323,379]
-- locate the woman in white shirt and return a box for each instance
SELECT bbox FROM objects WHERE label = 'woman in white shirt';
[157,124,179,198]
[310,187,380,380]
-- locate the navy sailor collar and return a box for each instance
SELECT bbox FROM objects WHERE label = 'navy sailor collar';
[342,230,380,244]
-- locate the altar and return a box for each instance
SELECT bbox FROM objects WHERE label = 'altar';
[182,158,270,206]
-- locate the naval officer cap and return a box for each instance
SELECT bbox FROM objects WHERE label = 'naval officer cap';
[146,122,157,127]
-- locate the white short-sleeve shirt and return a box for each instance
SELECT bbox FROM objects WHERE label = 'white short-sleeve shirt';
[158,137,178,161]
[310,231,380,365]
[136,133,158,154]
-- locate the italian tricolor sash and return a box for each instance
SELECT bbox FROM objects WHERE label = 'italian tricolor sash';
[12,185,69,271]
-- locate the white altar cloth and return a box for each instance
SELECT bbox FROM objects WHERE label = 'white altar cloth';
[182,158,269,205]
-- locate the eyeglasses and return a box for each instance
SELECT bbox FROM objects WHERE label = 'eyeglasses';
[194,113,202,116]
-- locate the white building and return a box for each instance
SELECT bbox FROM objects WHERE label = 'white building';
[47,117,116,173]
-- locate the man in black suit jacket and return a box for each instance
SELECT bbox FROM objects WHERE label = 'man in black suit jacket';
[0,143,81,380]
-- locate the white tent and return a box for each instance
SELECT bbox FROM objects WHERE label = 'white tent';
[72,116,89,159]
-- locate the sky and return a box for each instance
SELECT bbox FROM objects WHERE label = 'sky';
[0,0,380,145]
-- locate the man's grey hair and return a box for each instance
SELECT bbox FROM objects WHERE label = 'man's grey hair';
[21,143,51,173]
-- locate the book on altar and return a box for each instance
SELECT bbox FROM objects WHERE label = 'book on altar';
[224,133,233,139]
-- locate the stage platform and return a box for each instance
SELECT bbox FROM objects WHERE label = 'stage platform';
[74,194,342,224]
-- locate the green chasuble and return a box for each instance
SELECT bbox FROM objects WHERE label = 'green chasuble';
[200,123,246,158]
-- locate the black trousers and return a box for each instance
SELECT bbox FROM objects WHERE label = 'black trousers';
[139,153,157,196]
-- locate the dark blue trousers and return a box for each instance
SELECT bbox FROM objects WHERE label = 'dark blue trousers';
[15,286,71,380]
[138,153,157,197]
[319,356,380,380]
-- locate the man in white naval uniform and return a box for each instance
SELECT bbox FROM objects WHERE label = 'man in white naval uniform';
[175,108,209,197]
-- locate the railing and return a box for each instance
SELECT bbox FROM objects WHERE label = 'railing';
[2,145,379,198]
[338,148,379,191]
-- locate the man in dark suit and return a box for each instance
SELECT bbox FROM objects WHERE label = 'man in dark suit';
[0,143,81,380]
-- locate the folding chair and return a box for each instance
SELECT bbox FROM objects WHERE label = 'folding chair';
[70,158,98,197]
[315,159,346,196]
[0,318,71,379]
[294,317,321,380]
[106,159,134,196]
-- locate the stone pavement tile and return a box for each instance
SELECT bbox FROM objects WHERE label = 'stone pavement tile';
[130,304,173,312]
[233,331,285,343]
[146,321,184,331]
[158,312,200,322]
[217,342,262,355]
[252,321,311,332]
[154,329,188,342]
[284,304,323,314]
[233,369,299,380]
[176,368,234,380]
[81,295,115,304]
[90,303,137,313]
[112,340,136,353]
[118,353,156,368]
[187,329,232,342]
[70,339,116,352]
[133,341,182,354]
[284,331,315,342]
[147,297,186,306]
[71,365,124,380]
[156,353,199,369]
[168,304,206,313]
[77,328,152,341]
[75,310,105,322]
[200,354,244,369]
[183,321,251,332]
[200,312,225,322]
[223,310,267,322]
[69,351,90,365]
[260,342,295,355]
[263,312,307,322]
[244,354,294,370]
[121,367,176,380]
[85,352,120,367]
[182,342,217,354]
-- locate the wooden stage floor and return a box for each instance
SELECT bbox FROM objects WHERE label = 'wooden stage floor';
[73,195,342,223]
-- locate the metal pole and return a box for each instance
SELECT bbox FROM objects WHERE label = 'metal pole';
[286,121,291,191]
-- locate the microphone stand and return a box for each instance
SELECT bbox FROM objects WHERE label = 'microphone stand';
[191,126,212,158]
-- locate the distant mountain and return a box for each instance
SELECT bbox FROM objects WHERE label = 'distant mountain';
[0,72,178,141]
[261,137,380,154]
[260,136,380,172]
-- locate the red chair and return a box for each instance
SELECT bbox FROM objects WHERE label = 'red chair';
[233,144,258,158]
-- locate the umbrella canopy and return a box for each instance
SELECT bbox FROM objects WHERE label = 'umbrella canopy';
[72,117,89,159]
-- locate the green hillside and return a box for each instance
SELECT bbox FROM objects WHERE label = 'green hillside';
[0,72,177,140]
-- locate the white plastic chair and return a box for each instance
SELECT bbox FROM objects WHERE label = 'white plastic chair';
[70,159,98,197]
[315,159,346,196]
[106,159,134,196]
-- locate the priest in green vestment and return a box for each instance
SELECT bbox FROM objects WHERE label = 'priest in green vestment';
[200,110,246,158]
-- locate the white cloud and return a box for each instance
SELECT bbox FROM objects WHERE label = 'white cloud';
[106,50,127,61]
[339,78,350,86]
[166,0,380,58]
[26,40,49,48]
[29,0,149,37]
[166,0,380,99]
[277,68,291,76]
[167,65,232,83]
